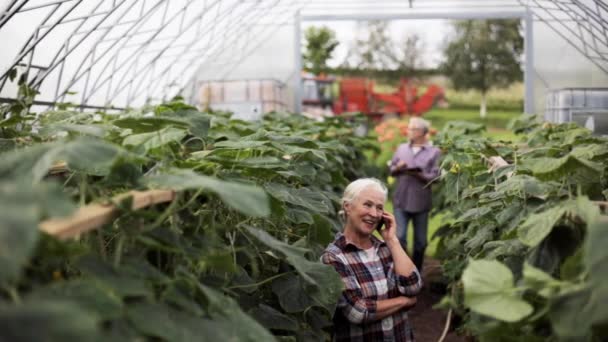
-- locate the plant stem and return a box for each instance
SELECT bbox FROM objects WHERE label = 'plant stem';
[226,272,292,290]
[114,235,126,268]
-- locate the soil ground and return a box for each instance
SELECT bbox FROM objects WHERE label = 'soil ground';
[408,258,469,342]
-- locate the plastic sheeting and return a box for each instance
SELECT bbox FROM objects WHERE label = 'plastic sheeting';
[1,0,607,113]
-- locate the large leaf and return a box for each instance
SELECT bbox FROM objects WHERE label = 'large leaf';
[197,284,277,341]
[265,183,333,214]
[549,219,608,338]
[521,154,603,182]
[112,116,190,133]
[0,301,100,341]
[522,263,564,298]
[126,302,208,341]
[462,259,533,322]
[249,304,299,331]
[122,127,187,152]
[495,175,556,200]
[518,197,600,247]
[27,279,123,320]
[0,181,74,283]
[0,138,129,180]
[145,169,270,217]
[272,273,314,313]
[243,225,342,313]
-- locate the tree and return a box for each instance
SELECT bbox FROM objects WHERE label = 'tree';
[341,22,426,75]
[303,26,339,75]
[388,32,426,72]
[441,19,523,117]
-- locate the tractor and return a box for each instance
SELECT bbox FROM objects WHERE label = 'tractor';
[301,74,446,121]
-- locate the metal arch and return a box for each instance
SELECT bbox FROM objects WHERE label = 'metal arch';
[159,0,309,95]
[55,0,177,102]
[81,0,214,105]
[523,0,608,73]
[28,0,130,90]
[54,0,169,103]
[1,0,608,110]
[109,0,273,106]
[120,0,281,105]
[97,0,232,106]
[181,0,312,102]
[0,0,29,30]
[0,0,83,82]
[128,0,289,103]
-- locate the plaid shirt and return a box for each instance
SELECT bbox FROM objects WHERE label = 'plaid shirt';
[321,233,422,342]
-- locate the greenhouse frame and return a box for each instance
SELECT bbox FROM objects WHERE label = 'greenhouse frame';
[1,0,607,115]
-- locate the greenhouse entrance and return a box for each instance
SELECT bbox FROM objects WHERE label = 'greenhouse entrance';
[294,9,535,115]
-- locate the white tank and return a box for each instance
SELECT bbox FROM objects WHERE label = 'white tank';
[545,88,608,135]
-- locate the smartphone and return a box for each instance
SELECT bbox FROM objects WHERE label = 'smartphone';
[376,217,385,231]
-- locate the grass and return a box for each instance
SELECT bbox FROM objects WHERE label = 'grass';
[444,82,524,112]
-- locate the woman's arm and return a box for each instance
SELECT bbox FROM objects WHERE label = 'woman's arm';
[373,296,417,321]
[380,213,423,296]
[322,252,416,324]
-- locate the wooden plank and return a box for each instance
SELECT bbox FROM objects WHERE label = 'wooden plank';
[39,189,175,239]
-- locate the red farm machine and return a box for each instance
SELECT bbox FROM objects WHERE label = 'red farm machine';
[301,74,446,121]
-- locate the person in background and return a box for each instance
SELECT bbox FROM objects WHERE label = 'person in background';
[322,178,422,341]
[389,117,441,272]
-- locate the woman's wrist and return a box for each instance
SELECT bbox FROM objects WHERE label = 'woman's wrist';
[385,236,400,246]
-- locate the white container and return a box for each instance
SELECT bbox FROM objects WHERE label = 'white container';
[198,79,288,121]
[545,88,608,134]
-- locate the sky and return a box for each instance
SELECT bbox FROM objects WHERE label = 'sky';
[303,19,453,69]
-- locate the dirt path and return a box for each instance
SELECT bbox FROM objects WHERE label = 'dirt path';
[409,258,468,342]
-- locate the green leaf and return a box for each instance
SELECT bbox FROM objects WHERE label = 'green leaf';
[8,68,17,82]
[27,279,123,320]
[454,206,492,223]
[549,285,598,340]
[495,175,556,199]
[39,123,107,138]
[265,183,333,214]
[522,263,563,298]
[272,273,314,313]
[462,259,533,322]
[112,116,190,133]
[0,301,100,341]
[286,208,315,225]
[214,140,269,149]
[197,284,277,341]
[521,154,603,182]
[0,138,129,181]
[0,138,16,152]
[126,302,205,341]
[518,197,600,247]
[145,169,270,217]
[243,225,342,313]
[122,126,187,152]
[0,181,74,283]
[250,304,299,331]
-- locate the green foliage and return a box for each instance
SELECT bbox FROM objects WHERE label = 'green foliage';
[0,102,377,341]
[434,114,608,340]
[442,19,523,94]
[441,19,523,117]
[303,26,339,75]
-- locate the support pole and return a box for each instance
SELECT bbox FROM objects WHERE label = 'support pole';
[524,8,535,114]
[294,11,302,114]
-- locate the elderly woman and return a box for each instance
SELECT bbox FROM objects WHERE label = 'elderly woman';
[322,178,422,342]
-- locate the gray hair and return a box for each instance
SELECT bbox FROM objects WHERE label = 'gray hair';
[409,117,431,133]
[338,178,388,221]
